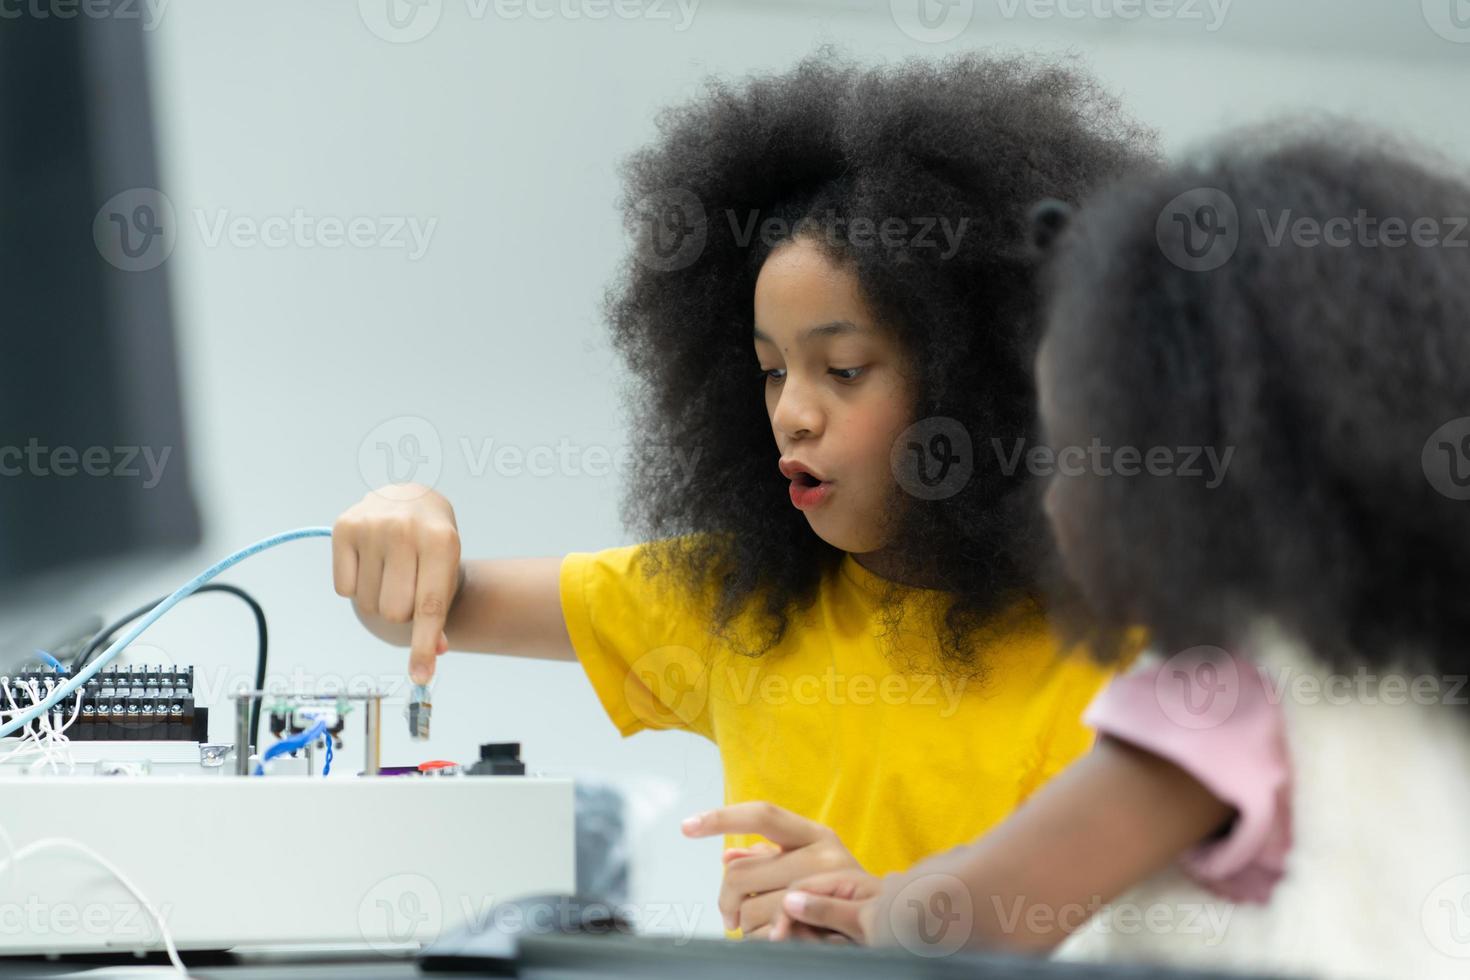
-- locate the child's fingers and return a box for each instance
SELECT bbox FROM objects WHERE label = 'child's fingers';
[782,888,866,943]
[378,530,419,623]
[719,850,796,928]
[769,912,841,944]
[717,848,782,928]
[788,870,863,901]
[734,889,786,937]
[409,541,459,684]
[723,843,780,865]
[331,519,360,597]
[723,847,829,903]
[683,802,828,849]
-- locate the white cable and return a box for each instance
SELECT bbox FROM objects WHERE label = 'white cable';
[0,684,46,766]
[15,679,73,775]
[26,680,61,775]
[2,681,58,772]
[0,832,187,975]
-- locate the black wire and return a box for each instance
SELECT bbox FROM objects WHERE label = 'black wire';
[74,583,269,751]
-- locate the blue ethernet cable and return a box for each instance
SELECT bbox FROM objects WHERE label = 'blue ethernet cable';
[33,650,65,673]
[0,527,333,739]
[254,719,329,776]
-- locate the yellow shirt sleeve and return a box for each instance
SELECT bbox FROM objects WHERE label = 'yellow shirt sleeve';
[1016,653,1113,801]
[559,543,718,741]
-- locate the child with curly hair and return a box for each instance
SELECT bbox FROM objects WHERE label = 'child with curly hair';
[771,124,1470,977]
[332,52,1153,937]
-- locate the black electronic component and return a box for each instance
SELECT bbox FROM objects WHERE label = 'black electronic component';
[0,665,206,742]
[468,742,526,776]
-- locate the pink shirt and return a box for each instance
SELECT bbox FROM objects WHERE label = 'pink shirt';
[1083,650,1293,903]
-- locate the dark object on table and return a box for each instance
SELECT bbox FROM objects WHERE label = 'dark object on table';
[466,742,525,776]
[418,893,630,974]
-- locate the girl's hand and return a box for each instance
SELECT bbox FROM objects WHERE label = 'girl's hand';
[332,485,462,683]
[769,869,881,944]
[681,802,865,938]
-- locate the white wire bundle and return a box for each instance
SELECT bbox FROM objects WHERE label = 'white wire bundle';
[0,822,188,975]
[1,686,186,973]
[0,677,83,774]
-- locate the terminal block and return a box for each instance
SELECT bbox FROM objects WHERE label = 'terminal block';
[1,665,206,742]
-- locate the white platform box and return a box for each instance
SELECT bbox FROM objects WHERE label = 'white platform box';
[0,775,575,956]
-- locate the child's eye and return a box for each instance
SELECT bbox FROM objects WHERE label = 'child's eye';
[762,368,787,384]
[829,367,865,382]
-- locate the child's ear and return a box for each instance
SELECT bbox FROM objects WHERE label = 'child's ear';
[1026,198,1075,257]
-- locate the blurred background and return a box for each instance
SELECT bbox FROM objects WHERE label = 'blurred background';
[8,0,1467,938]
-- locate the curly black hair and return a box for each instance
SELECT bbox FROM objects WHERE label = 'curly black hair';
[1037,121,1470,677]
[605,50,1155,669]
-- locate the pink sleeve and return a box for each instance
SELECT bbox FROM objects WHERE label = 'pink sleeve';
[1082,650,1292,903]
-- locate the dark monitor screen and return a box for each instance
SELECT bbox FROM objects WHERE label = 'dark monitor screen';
[0,9,201,659]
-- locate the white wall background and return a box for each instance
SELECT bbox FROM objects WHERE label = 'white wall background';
[103,0,1468,938]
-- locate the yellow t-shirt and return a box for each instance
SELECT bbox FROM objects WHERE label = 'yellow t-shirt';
[559,542,1109,877]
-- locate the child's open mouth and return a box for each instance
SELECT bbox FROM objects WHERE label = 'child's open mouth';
[776,458,834,511]
[781,463,832,510]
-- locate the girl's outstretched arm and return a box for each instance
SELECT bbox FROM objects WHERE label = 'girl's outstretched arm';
[776,737,1232,954]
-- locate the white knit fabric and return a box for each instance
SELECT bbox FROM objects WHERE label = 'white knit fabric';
[1056,627,1470,979]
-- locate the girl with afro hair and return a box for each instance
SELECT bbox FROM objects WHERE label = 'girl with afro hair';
[334,51,1153,937]
[771,124,1470,978]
